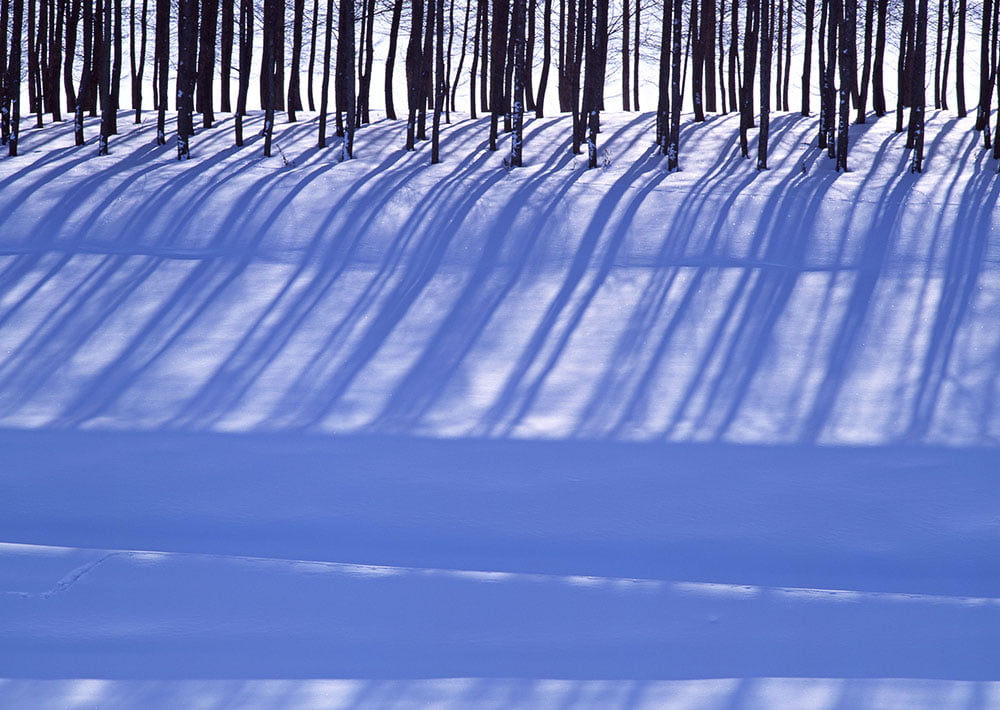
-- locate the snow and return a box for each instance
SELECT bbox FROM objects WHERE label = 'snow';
[0,109,998,707]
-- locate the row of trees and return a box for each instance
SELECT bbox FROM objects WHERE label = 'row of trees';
[1,0,998,171]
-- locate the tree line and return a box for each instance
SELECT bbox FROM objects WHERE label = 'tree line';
[0,0,996,172]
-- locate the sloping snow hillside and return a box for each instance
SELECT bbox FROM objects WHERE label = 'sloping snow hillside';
[1,110,998,708]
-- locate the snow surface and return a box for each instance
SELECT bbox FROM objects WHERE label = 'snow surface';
[1,110,998,708]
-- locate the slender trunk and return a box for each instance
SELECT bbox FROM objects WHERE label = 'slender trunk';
[317,0,333,145]
[668,0,683,170]
[740,0,759,157]
[977,0,993,133]
[535,0,551,116]
[63,0,80,114]
[432,0,446,161]
[633,0,639,109]
[287,0,304,120]
[197,0,218,127]
[911,0,928,169]
[8,0,23,155]
[262,0,279,155]
[622,0,630,110]
[235,0,251,144]
[872,0,887,114]
[856,0,874,121]
[802,0,814,114]
[306,0,318,110]
[359,0,376,124]
[220,0,234,112]
[729,0,739,114]
[470,0,480,117]
[405,0,424,149]
[154,0,167,143]
[451,0,472,110]
[836,0,853,170]
[110,0,121,130]
[758,0,771,170]
[956,0,965,115]
[98,0,112,152]
[385,0,403,119]
[337,0,355,156]
[941,0,954,111]
[489,0,509,150]
[177,0,197,157]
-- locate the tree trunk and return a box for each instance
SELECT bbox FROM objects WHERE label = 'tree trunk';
[287,0,304,120]
[317,0,333,145]
[197,0,218,127]
[235,0,251,144]
[220,0,234,112]
[802,0,814,114]
[154,0,168,143]
[535,0,551,116]
[336,0,355,156]
[177,0,197,157]
[306,0,318,110]
[385,0,403,120]
[432,0,446,162]
[758,0,771,170]
[8,0,23,154]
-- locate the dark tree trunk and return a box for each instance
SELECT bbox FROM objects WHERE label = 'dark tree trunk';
[63,0,81,114]
[451,0,472,111]
[234,0,251,144]
[74,0,92,143]
[432,0,446,161]
[510,0,526,164]
[287,0,304,120]
[317,0,333,145]
[306,0,318,110]
[197,0,218,127]
[262,0,279,154]
[177,0,198,157]
[668,0,683,170]
[130,0,148,121]
[956,0,966,115]
[535,0,551,116]
[702,0,716,112]
[220,0,234,112]
[977,0,993,134]
[740,0,759,158]
[154,0,168,143]
[633,0,639,109]
[911,0,928,169]
[359,0,376,124]
[98,0,112,152]
[405,0,424,149]
[622,0,630,110]
[470,0,480,117]
[856,0,874,122]
[336,0,355,156]
[836,0,854,170]
[691,0,704,121]
[489,0,509,151]
[110,0,121,131]
[8,0,23,154]
[385,0,403,119]
[0,0,9,145]
[941,0,954,111]
[758,0,771,170]
[729,0,738,114]
[419,0,435,139]
[872,0,887,114]
[479,0,489,111]
[802,0,814,114]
